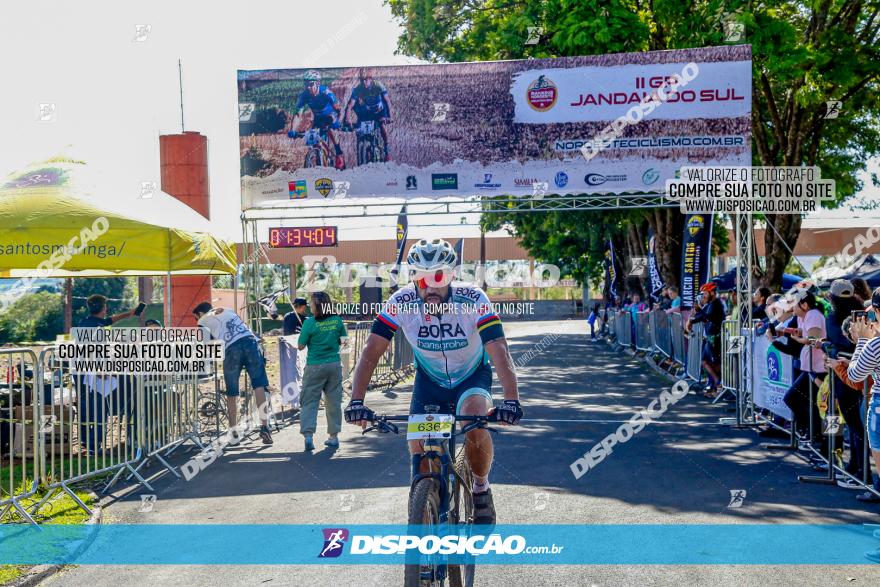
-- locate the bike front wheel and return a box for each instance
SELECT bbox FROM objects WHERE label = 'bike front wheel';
[405,477,443,587]
[448,449,475,587]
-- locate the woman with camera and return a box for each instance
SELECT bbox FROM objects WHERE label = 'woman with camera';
[844,287,880,560]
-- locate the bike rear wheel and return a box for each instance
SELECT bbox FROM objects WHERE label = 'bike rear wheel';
[405,477,443,587]
[448,448,475,587]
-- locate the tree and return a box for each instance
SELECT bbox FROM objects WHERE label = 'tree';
[71,277,136,323]
[389,0,880,288]
[0,291,64,343]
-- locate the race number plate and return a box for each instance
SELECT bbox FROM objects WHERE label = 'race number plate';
[406,414,455,440]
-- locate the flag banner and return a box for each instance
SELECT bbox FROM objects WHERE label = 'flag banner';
[390,205,408,284]
[453,238,464,268]
[679,214,714,309]
[238,46,751,208]
[647,229,665,301]
[604,240,620,302]
[258,288,286,317]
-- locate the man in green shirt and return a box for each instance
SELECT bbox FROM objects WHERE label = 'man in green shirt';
[297,292,348,450]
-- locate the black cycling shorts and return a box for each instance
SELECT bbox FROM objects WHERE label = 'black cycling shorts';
[410,363,493,416]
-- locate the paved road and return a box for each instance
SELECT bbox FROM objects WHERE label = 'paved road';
[44,320,880,586]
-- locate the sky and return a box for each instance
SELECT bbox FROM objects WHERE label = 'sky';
[1,0,877,244]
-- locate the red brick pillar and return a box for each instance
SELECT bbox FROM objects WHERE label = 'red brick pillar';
[159,132,212,327]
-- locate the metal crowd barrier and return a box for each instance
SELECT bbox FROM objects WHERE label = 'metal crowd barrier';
[605,311,616,341]
[670,313,687,367]
[685,322,704,383]
[0,348,41,525]
[634,311,652,352]
[614,311,632,348]
[342,321,415,392]
[718,320,741,403]
[650,310,673,358]
[126,370,205,481]
[35,348,154,520]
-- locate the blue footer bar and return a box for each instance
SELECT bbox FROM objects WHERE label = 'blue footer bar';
[1,524,879,565]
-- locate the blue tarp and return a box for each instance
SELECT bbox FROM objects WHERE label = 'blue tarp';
[710,269,803,291]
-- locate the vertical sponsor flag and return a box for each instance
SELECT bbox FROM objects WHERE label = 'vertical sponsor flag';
[391,205,408,286]
[679,214,714,309]
[647,229,665,301]
[604,240,620,302]
[453,238,464,268]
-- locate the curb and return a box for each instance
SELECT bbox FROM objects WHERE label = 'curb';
[11,494,102,587]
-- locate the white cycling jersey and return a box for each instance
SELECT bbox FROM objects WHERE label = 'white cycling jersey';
[371,282,504,388]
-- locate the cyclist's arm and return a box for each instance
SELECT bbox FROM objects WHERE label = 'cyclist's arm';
[351,333,391,401]
[484,337,518,402]
[381,92,392,120]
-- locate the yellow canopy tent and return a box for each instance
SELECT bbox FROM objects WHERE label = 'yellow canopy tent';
[0,157,235,277]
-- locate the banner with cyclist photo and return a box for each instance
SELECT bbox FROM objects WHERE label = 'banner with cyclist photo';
[237,45,751,208]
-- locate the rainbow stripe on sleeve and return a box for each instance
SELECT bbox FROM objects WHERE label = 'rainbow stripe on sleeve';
[477,313,501,332]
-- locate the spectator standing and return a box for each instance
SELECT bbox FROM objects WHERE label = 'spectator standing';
[685,282,725,397]
[781,291,827,446]
[665,285,682,315]
[280,298,309,409]
[297,292,348,451]
[193,302,273,445]
[845,289,880,561]
[75,295,139,455]
[753,287,771,321]
[587,303,600,341]
[824,280,867,487]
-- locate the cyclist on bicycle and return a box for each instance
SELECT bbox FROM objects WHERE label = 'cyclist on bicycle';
[342,67,393,162]
[345,238,523,525]
[288,69,346,170]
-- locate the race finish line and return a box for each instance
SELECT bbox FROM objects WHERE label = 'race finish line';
[2,525,878,565]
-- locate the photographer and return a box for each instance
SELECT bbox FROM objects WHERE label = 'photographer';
[823,280,866,487]
[845,288,880,505]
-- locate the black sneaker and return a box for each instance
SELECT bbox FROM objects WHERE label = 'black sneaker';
[473,489,496,526]
[856,490,880,503]
[259,426,273,445]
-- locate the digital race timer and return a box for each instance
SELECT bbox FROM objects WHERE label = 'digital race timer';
[269,226,338,248]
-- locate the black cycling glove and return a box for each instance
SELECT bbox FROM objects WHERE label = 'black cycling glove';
[345,400,375,424]
[496,400,523,425]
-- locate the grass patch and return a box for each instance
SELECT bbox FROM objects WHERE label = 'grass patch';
[0,486,95,585]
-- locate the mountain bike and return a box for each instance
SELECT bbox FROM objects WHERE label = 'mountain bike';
[353,119,388,165]
[363,406,498,587]
[288,128,335,168]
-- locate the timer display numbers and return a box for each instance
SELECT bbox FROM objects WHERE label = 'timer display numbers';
[269,226,338,248]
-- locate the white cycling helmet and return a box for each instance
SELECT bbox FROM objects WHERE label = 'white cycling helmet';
[407,238,457,271]
[303,70,321,85]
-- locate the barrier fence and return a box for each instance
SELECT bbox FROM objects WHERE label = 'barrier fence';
[1,325,416,526]
[605,310,880,499]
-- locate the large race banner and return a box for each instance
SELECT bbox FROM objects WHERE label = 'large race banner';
[238,45,751,208]
[753,335,794,421]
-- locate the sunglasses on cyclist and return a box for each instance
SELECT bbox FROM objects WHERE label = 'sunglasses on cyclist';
[412,269,454,289]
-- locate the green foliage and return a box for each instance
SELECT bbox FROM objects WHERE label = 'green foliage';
[0,291,64,343]
[390,0,880,289]
[71,277,136,324]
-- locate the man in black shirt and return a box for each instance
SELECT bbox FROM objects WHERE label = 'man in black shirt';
[753,286,771,321]
[282,298,308,335]
[280,298,308,409]
[685,282,725,396]
[76,295,139,454]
